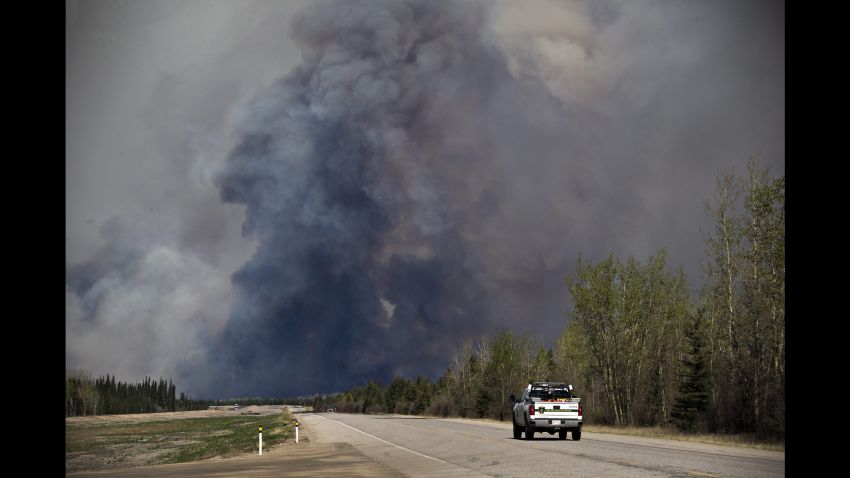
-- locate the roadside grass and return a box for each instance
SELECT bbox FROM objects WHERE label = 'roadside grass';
[581,425,785,452]
[66,410,295,472]
[407,413,784,452]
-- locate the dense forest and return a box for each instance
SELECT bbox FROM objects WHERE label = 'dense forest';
[67,159,784,440]
[65,371,211,416]
[310,159,785,440]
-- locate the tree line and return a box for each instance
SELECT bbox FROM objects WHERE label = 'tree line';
[65,368,312,417]
[310,158,784,440]
[65,370,209,416]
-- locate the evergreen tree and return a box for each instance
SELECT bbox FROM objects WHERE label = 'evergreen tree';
[671,314,709,432]
[385,377,410,413]
[475,387,492,418]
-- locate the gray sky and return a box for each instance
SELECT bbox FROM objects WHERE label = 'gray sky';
[66,0,784,398]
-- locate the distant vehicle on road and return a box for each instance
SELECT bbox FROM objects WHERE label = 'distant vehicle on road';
[511,382,583,440]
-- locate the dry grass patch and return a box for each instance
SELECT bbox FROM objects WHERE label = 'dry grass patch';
[66,409,297,473]
[582,425,784,452]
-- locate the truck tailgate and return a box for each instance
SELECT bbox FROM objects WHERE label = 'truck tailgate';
[533,401,580,418]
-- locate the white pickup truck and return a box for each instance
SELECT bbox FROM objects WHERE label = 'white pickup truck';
[511,382,583,440]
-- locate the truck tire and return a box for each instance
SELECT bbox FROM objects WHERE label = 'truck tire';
[572,428,581,441]
[512,417,522,439]
[524,420,534,440]
[558,429,567,440]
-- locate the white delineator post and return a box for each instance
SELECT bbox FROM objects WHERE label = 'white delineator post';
[295,420,300,443]
[258,425,263,455]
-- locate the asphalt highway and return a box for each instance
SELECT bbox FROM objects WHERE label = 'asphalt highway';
[66,411,784,477]
[302,412,785,477]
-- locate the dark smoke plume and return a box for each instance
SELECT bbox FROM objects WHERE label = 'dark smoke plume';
[206,0,582,397]
[201,0,783,397]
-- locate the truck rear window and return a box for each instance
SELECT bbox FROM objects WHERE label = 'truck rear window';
[530,388,572,400]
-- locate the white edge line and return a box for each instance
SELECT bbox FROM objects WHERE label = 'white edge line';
[317,415,449,464]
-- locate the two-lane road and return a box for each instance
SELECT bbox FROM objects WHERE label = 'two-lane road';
[301,412,784,477]
[66,411,784,477]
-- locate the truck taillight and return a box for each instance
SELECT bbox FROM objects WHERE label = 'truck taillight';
[578,403,583,416]
[529,403,535,416]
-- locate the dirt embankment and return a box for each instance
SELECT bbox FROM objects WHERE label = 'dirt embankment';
[66,408,401,477]
[66,405,292,472]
